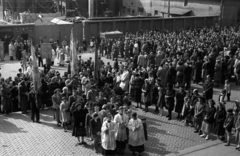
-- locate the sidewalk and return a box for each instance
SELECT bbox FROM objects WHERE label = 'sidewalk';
[166,140,239,156]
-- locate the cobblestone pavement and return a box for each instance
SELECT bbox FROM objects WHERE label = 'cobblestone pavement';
[0,53,239,156]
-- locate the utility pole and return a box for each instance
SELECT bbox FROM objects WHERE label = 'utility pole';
[168,0,171,17]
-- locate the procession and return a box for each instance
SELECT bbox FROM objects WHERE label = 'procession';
[0,22,240,156]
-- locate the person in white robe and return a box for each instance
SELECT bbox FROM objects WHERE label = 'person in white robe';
[128,112,145,154]
[114,106,129,154]
[120,67,130,92]
[101,113,117,156]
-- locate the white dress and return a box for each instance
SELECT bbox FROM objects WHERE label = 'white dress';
[101,120,117,150]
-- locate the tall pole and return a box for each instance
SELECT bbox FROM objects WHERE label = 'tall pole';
[220,0,224,29]
[168,0,171,17]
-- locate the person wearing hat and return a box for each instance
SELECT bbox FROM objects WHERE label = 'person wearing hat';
[114,106,129,154]
[224,108,235,146]
[60,96,69,132]
[52,88,62,126]
[72,102,88,145]
[86,85,97,102]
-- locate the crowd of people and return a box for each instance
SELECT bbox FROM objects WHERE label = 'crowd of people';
[1,24,240,155]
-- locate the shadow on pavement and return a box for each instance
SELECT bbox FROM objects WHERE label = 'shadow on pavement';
[0,115,28,133]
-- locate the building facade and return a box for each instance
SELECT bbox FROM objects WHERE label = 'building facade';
[122,0,221,17]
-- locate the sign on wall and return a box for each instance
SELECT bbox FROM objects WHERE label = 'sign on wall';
[40,43,52,59]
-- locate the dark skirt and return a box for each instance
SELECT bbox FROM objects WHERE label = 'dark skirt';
[213,122,225,136]
[102,148,116,156]
[72,126,86,137]
[116,140,127,151]
[134,88,142,103]
[129,144,145,153]
[175,101,184,114]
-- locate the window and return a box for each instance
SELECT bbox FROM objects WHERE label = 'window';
[155,10,158,15]
[132,10,135,15]
[138,7,144,13]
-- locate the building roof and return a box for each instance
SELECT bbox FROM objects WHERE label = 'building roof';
[160,8,192,15]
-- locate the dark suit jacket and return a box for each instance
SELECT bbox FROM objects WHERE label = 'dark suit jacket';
[90,118,102,136]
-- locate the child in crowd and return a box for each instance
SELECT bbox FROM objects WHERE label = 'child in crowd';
[219,89,226,103]
[60,96,69,132]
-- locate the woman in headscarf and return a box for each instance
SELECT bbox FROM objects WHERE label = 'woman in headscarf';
[1,83,12,114]
[128,112,145,155]
[101,113,117,156]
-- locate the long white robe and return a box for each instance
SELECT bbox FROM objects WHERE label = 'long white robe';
[128,118,145,146]
[120,70,130,91]
[114,113,128,141]
[101,120,117,150]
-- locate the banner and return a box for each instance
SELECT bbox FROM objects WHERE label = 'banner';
[70,26,78,77]
[40,43,52,59]
[31,45,42,91]
[0,42,4,61]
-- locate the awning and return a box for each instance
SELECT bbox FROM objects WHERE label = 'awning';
[160,8,192,15]
[51,18,72,25]
[100,31,124,39]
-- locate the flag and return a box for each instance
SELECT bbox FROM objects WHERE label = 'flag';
[31,44,42,91]
[38,14,43,22]
[70,26,78,78]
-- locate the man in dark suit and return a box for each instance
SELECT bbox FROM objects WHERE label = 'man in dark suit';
[90,113,102,153]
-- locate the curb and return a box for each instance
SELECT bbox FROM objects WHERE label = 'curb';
[165,140,223,156]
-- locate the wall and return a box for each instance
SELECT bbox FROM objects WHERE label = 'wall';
[122,0,221,16]
[83,16,218,42]
[34,22,83,45]
[222,0,240,26]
